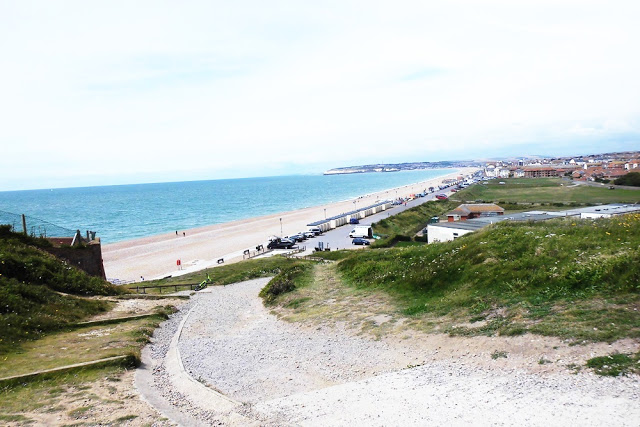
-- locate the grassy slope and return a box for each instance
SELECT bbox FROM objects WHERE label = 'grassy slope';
[371,200,456,247]
[125,256,315,294]
[336,214,640,342]
[0,227,123,354]
[455,177,640,205]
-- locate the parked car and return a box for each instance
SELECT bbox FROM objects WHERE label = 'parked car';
[450,189,458,193]
[301,231,315,238]
[286,233,305,242]
[349,217,360,224]
[267,238,294,249]
[435,194,448,200]
[352,237,370,245]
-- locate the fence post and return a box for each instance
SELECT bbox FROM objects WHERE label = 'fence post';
[21,214,27,235]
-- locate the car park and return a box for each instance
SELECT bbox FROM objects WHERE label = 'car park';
[352,237,370,245]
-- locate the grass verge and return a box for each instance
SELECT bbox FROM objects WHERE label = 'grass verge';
[455,177,640,205]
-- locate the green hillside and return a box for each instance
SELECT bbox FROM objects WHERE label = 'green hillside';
[455,177,640,204]
[336,213,640,342]
[0,226,123,354]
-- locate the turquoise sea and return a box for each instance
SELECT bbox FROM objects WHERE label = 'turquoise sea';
[0,170,454,244]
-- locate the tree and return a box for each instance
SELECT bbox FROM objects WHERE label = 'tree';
[614,172,640,187]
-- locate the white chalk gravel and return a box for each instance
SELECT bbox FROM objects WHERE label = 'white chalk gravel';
[138,278,640,426]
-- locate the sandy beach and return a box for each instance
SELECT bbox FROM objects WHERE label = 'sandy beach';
[102,168,477,282]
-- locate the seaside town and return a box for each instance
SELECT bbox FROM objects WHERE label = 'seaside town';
[327,150,640,183]
[480,150,640,181]
[1,148,639,425]
[2,2,640,424]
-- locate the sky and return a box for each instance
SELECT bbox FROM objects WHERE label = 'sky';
[1,0,639,191]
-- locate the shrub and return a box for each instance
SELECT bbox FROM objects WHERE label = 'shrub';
[614,172,640,187]
[259,263,312,304]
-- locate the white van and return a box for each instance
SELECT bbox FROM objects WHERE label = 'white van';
[308,227,322,235]
[349,225,373,238]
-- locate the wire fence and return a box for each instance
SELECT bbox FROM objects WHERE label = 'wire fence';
[0,210,77,238]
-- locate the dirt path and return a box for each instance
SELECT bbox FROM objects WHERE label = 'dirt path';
[139,278,640,426]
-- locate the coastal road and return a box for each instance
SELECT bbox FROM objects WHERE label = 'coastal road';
[299,187,456,252]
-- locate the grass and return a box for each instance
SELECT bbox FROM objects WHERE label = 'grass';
[0,227,124,355]
[331,212,640,342]
[371,200,456,247]
[586,352,640,376]
[455,177,640,205]
[259,262,315,304]
[0,306,173,379]
[491,350,508,359]
[125,255,314,294]
[0,365,121,419]
[269,263,403,339]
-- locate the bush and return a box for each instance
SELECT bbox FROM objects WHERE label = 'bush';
[614,172,640,187]
[259,263,312,304]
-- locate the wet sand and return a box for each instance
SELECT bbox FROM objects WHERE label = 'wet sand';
[102,168,477,282]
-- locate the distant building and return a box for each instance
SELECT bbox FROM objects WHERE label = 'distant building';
[446,204,504,222]
[497,168,511,178]
[523,167,565,178]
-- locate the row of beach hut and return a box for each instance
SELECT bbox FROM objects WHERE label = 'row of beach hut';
[307,200,393,232]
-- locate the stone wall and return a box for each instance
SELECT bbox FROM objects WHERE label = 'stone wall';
[44,240,106,280]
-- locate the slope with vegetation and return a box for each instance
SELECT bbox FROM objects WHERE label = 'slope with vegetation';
[264,183,640,375]
[0,225,183,424]
[0,226,123,355]
[337,214,639,342]
[370,200,455,247]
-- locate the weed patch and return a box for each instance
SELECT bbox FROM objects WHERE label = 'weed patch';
[491,350,508,359]
[586,352,640,377]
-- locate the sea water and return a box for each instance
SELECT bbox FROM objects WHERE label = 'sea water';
[0,169,454,244]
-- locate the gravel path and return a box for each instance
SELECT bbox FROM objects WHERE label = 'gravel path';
[141,278,640,426]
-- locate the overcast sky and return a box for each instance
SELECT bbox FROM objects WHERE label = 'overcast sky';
[1,0,639,191]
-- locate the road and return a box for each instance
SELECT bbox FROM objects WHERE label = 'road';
[290,187,457,253]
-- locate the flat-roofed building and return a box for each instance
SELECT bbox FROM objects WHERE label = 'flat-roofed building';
[446,204,504,222]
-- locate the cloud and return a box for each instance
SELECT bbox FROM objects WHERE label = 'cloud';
[1,1,639,190]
